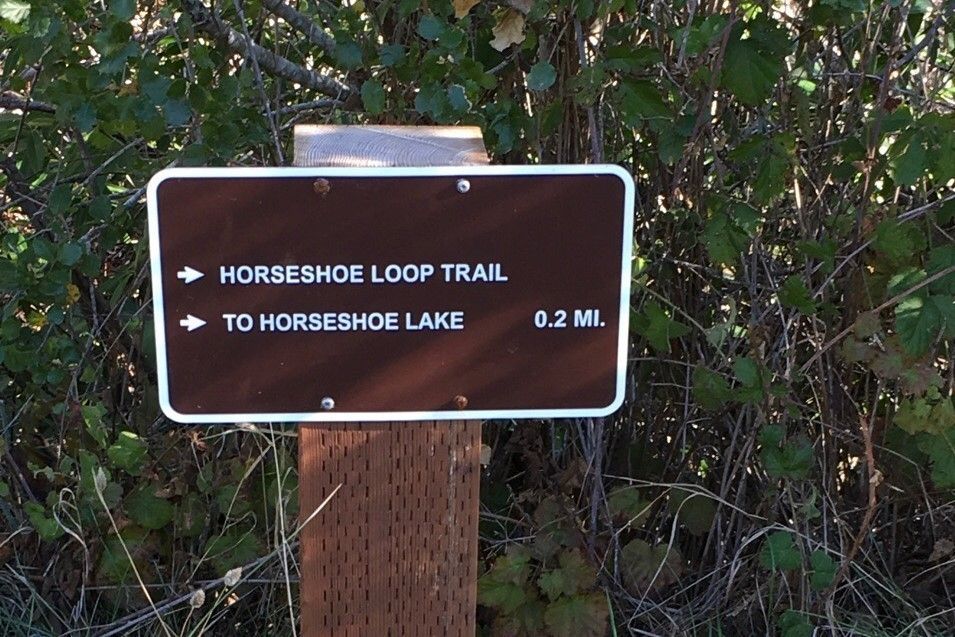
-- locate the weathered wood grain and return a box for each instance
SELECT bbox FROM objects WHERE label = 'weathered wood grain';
[293,125,488,167]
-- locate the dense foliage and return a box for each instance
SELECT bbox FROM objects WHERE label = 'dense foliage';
[0,0,953,634]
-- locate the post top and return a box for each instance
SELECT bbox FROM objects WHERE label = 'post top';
[293,125,489,167]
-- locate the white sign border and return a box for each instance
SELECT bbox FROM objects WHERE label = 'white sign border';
[147,164,635,423]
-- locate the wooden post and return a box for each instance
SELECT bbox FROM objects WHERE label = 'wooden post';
[295,125,487,635]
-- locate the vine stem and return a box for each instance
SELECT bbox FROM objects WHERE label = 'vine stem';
[827,411,881,597]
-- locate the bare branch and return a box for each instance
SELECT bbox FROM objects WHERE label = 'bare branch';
[260,0,336,58]
[179,0,353,100]
[0,91,55,114]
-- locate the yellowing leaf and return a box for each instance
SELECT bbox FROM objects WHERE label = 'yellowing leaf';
[454,0,481,19]
[491,9,525,51]
[65,283,81,305]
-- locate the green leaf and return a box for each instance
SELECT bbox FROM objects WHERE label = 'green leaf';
[798,238,837,272]
[733,357,760,387]
[809,550,837,590]
[414,82,448,118]
[938,200,955,225]
[926,245,955,295]
[25,502,64,541]
[779,609,814,637]
[722,37,782,105]
[478,578,527,613]
[478,549,532,613]
[59,242,83,266]
[204,527,263,574]
[73,102,98,132]
[918,429,955,488]
[692,366,732,410]
[703,207,753,265]
[140,75,171,105]
[163,99,191,126]
[96,527,151,584]
[872,220,925,268]
[896,397,954,436]
[379,44,405,67]
[895,295,946,357]
[619,80,669,120]
[107,431,148,475]
[893,132,927,186]
[361,79,386,115]
[82,403,109,449]
[0,259,19,291]
[526,61,557,91]
[619,539,683,593]
[543,593,609,637]
[760,531,801,571]
[673,14,728,57]
[761,424,785,447]
[537,550,596,601]
[417,15,444,40]
[763,436,813,480]
[752,135,793,202]
[110,0,137,21]
[446,84,471,112]
[334,41,363,69]
[668,492,717,536]
[125,486,174,530]
[0,0,29,23]
[778,276,817,313]
[605,45,662,71]
[607,487,651,526]
[492,596,545,635]
[635,302,690,352]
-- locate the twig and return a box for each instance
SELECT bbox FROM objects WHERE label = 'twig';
[827,413,882,596]
[0,91,55,113]
[260,0,336,57]
[231,0,284,164]
[275,99,342,115]
[573,18,602,162]
[178,0,353,100]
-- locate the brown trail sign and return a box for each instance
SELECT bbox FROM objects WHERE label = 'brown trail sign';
[146,125,634,634]
[147,166,633,420]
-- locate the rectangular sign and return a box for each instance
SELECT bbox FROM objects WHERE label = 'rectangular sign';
[147,166,634,423]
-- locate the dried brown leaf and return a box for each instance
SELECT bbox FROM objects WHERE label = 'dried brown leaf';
[491,9,525,51]
[454,0,481,19]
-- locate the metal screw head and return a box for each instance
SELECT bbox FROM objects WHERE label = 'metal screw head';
[320,396,335,411]
[456,179,470,194]
[313,178,331,197]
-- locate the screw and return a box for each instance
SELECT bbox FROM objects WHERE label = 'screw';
[456,179,470,194]
[313,178,331,197]
[453,395,469,410]
[320,396,335,411]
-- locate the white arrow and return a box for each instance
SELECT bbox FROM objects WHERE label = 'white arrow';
[177,266,205,284]
[179,315,207,332]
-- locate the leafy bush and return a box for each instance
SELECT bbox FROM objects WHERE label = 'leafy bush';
[0,0,953,634]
